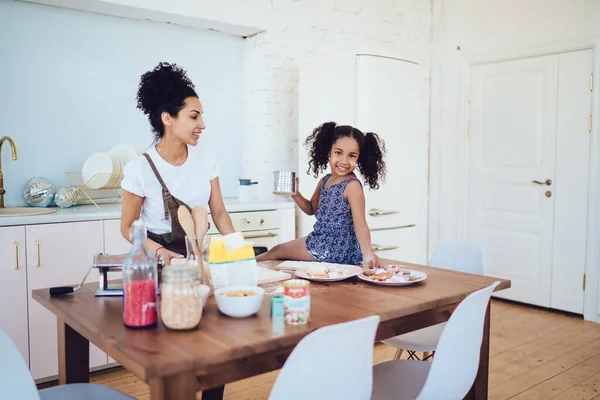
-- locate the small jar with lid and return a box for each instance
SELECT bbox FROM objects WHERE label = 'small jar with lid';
[160,264,202,330]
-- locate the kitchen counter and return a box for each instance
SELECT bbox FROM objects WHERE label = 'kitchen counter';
[0,197,295,227]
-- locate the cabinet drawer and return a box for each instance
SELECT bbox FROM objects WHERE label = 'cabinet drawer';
[208,210,280,234]
[370,226,424,265]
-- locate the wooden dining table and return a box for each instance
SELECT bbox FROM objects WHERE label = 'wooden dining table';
[32,259,510,400]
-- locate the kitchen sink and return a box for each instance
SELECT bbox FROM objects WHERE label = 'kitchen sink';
[0,207,57,217]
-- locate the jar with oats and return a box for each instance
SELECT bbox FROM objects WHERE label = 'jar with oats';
[160,264,202,330]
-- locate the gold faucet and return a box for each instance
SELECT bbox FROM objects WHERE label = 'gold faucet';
[0,136,18,208]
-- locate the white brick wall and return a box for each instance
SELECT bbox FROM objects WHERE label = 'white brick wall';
[240,0,432,197]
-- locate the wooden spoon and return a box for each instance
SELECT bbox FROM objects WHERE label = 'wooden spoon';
[177,205,200,260]
[191,206,212,293]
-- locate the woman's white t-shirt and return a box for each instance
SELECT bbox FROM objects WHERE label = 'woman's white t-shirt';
[121,143,219,234]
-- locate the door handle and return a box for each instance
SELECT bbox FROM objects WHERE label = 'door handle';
[532,179,552,186]
[368,209,399,217]
[371,224,415,232]
[36,240,40,267]
[243,232,279,239]
[372,244,399,252]
[13,241,19,270]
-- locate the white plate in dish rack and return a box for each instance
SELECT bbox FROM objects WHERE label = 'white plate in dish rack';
[357,269,427,286]
[109,143,140,162]
[294,265,364,282]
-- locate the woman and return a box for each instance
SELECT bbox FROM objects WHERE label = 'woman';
[121,62,235,265]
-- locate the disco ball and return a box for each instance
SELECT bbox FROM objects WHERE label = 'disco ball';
[54,186,78,209]
[23,177,55,207]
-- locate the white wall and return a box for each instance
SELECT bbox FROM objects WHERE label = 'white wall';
[0,1,244,205]
[26,0,433,200]
[429,0,600,249]
[429,0,600,321]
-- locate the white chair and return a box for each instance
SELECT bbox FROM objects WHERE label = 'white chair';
[269,315,380,400]
[382,241,486,361]
[372,281,500,400]
[0,329,133,400]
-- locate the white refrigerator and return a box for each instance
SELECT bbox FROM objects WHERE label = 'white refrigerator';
[297,53,429,265]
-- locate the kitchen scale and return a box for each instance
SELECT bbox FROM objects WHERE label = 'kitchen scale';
[93,253,164,297]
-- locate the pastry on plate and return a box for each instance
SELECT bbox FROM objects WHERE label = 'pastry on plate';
[386,265,400,274]
[327,267,344,278]
[307,265,328,278]
[372,271,394,281]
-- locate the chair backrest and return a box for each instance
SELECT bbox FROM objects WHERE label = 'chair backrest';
[429,241,486,275]
[269,315,380,400]
[0,329,41,400]
[416,281,500,400]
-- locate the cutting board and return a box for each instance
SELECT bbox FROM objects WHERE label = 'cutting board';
[275,260,362,271]
[171,260,290,284]
[257,266,291,284]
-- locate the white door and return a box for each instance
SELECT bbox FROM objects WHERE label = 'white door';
[550,50,593,314]
[27,221,107,380]
[468,55,559,307]
[355,55,429,264]
[468,51,592,312]
[0,226,29,366]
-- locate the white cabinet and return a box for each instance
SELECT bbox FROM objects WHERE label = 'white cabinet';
[0,226,28,366]
[102,219,131,366]
[103,219,131,255]
[26,221,108,380]
[208,209,295,248]
[298,53,428,264]
[371,226,421,265]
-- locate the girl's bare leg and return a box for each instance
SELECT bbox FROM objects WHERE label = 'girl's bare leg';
[255,237,316,262]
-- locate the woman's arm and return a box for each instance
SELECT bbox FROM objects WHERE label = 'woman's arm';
[121,190,145,244]
[208,177,235,234]
[345,181,381,268]
[120,190,183,264]
[291,176,322,216]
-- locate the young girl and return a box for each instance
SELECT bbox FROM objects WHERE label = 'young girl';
[256,121,386,267]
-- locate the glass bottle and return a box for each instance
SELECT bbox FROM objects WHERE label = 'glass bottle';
[160,264,202,330]
[122,219,158,329]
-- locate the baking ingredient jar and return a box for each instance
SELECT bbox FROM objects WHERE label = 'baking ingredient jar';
[160,264,203,330]
[122,219,158,328]
[283,279,310,325]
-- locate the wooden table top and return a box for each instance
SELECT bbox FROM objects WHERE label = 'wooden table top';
[32,259,510,382]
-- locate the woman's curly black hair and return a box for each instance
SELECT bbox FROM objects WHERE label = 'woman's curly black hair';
[136,62,198,142]
[304,122,387,190]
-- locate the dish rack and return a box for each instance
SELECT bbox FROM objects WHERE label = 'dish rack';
[65,172,123,211]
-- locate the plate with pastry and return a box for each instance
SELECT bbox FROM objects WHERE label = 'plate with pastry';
[294,263,364,282]
[357,265,427,286]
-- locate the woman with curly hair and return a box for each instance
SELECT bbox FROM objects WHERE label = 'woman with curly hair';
[120,62,235,265]
[257,122,386,267]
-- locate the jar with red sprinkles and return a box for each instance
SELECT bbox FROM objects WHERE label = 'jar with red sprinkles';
[122,219,158,329]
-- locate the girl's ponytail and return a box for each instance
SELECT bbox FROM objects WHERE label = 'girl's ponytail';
[305,121,337,178]
[358,132,387,190]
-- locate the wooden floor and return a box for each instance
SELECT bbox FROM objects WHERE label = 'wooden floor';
[85,299,600,399]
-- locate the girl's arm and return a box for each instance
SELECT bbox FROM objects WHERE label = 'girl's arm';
[291,176,322,216]
[208,177,236,234]
[345,180,381,268]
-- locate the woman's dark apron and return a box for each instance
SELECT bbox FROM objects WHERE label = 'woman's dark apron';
[142,153,191,256]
